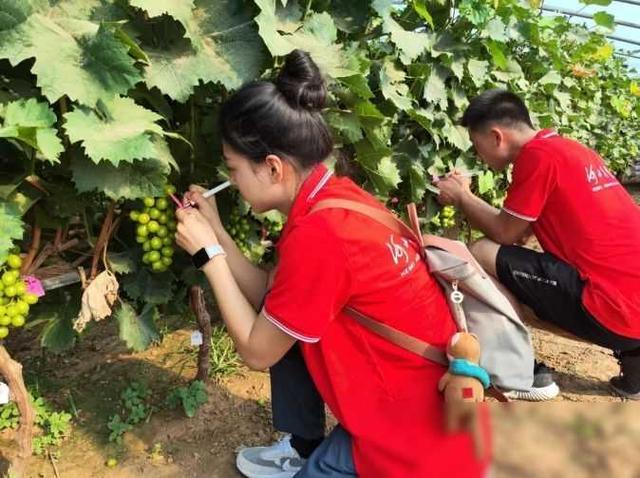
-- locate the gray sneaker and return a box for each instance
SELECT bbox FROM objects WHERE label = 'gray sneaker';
[503,361,560,401]
[236,434,306,478]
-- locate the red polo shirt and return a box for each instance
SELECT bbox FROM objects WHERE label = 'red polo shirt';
[504,130,640,338]
[263,164,489,477]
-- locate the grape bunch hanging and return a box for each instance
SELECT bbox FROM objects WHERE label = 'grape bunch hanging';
[0,252,39,339]
[130,185,177,273]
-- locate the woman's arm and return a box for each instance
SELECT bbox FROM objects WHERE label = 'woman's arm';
[175,206,295,369]
[184,186,270,309]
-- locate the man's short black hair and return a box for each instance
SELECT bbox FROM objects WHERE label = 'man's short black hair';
[461,89,534,131]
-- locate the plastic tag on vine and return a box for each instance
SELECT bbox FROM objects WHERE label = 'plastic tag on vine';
[24,276,45,297]
[191,331,203,346]
[0,382,9,405]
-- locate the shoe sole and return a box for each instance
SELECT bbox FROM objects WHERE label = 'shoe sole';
[502,382,560,402]
[236,452,300,478]
[610,382,640,401]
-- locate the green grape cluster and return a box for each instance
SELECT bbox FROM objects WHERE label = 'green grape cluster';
[228,209,252,256]
[0,253,39,339]
[441,206,456,229]
[130,185,177,273]
[262,218,283,238]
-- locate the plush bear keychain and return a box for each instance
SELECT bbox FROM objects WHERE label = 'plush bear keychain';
[438,332,488,458]
[438,332,486,402]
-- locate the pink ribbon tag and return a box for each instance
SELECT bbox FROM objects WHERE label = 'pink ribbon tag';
[24,276,45,297]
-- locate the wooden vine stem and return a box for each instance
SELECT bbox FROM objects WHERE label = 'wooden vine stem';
[189,286,212,382]
[0,345,34,477]
[20,224,41,276]
[90,202,116,281]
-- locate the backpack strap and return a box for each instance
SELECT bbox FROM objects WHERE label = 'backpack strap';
[309,199,424,256]
[345,307,448,366]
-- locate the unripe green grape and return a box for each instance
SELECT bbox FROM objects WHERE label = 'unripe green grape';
[148,251,161,263]
[0,327,8,339]
[7,254,22,270]
[161,256,173,267]
[151,261,165,272]
[155,198,169,210]
[147,221,160,233]
[137,225,149,237]
[138,213,150,225]
[156,226,168,238]
[158,213,168,224]
[23,293,38,305]
[15,300,29,315]
[150,237,163,250]
[142,241,151,252]
[0,315,9,326]
[162,237,173,246]
[4,285,16,298]
[15,281,26,296]
[136,235,146,244]
[143,197,155,208]
[11,315,25,327]
[161,247,174,257]
[149,208,160,220]
[164,185,176,195]
[2,272,17,286]
[130,210,140,222]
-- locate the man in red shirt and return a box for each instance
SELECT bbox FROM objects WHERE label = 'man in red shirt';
[436,89,640,400]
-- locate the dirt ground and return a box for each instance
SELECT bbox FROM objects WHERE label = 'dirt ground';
[2,319,640,478]
[1,185,639,478]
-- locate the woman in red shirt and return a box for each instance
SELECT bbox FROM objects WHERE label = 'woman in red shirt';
[175,50,489,478]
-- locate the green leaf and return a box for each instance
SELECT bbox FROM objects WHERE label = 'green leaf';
[580,0,612,5]
[412,0,435,29]
[255,1,355,78]
[593,11,614,30]
[0,98,63,163]
[326,110,363,143]
[40,309,77,352]
[115,301,160,352]
[478,170,494,194]
[441,120,472,151]
[108,251,138,275]
[483,17,508,42]
[449,56,465,81]
[129,0,196,39]
[339,75,374,100]
[538,70,562,85]
[379,60,412,111]
[0,201,23,266]
[64,96,164,166]
[70,139,173,200]
[121,267,173,305]
[467,59,489,87]
[486,40,508,70]
[354,139,398,194]
[144,0,266,102]
[423,66,448,110]
[373,1,433,64]
[0,12,142,105]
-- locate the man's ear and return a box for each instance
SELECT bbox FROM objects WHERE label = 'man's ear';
[490,127,504,148]
[264,154,285,183]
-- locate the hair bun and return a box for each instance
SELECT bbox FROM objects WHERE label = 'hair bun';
[276,49,326,111]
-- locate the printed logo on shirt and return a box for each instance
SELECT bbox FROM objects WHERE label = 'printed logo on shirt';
[386,235,421,277]
[585,163,619,192]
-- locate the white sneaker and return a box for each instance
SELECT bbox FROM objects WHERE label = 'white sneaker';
[236,434,306,478]
[503,361,560,402]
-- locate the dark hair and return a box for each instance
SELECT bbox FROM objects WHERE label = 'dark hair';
[220,49,334,169]
[461,89,534,131]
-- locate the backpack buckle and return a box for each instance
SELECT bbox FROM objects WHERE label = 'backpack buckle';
[451,280,464,304]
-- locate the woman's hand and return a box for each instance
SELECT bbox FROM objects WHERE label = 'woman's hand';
[182,185,225,235]
[175,207,219,256]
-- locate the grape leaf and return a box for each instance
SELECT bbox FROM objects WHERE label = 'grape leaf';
[115,301,160,352]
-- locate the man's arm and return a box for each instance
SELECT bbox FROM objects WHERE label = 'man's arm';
[437,174,531,245]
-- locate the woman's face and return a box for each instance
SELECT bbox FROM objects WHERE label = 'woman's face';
[223,143,284,214]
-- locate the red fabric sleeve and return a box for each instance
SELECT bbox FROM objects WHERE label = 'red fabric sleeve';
[503,147,557,221]
[263,221,351,343]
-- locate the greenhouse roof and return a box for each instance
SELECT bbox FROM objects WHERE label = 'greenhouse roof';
[541,0,640,74]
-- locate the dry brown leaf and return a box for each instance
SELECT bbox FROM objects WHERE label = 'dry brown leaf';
[74,270,119,332]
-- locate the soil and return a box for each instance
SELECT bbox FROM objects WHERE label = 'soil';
[1,186,639,478]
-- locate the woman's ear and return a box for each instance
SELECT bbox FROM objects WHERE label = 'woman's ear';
[264,154,285,183]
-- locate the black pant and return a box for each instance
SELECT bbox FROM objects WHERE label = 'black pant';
[270,344,326,440]
[496,245,640,386]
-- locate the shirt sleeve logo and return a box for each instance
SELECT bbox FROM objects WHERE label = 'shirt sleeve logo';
[386,235,410,265]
